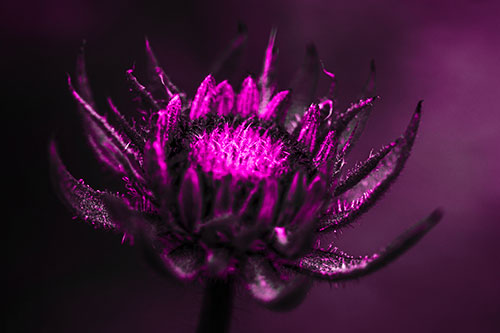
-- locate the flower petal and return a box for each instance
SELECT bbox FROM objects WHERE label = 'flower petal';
[242,256,312,311]
[334,141,395,196]
[190,75,216,120]
[49,141,117,229]
[293,209,442,280]
[319,102,422,232]
[156,94,182,145]
[143,95,182,195]
[259,89,290,122]
[212,80,235,116]
[296,104,320,152]
[333,96,376,156]
[236,76,259,117]
[313,130,336,171]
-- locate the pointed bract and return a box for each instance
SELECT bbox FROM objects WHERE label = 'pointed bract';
[319,103,422,232]
[296,104,320,152]
[126,69,163,112]
[260,90,290,121]
[237,76,260,117]
[190,75,216,120]
[314,130,336,170]
[156,94,182,145]
[68,76,143,181]
[334,96,376,156]
[213,80,235,116]
[295,209,442,280]
[107,97,147,151]
[49,142,118,229]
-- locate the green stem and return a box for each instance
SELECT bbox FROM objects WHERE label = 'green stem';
[196,278,234,333]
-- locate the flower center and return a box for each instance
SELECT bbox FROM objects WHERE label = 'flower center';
[189,122,289,179]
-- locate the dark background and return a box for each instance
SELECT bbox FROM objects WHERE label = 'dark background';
[4,0,500,332]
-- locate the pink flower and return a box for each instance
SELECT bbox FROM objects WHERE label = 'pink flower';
[50,31,441,311]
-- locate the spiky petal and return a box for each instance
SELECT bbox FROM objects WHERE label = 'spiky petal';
[213,80,235,116]
[190,75,216,120]
[294,209,442,280]
[319,102,423,232]
[237,76,260,117]
[49,142,118,229]
[296,104,320,152]
[260,89,290,122]
[68,76,144,181]
[146,94,182,187]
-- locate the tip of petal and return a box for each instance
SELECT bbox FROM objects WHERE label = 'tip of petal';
[426,208,444,227]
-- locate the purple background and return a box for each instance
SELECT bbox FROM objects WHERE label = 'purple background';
[5,0,500,332]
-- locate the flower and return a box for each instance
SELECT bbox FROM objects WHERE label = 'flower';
[50,31,442,311]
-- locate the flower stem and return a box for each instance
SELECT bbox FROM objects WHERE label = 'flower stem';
[196,278,234,333]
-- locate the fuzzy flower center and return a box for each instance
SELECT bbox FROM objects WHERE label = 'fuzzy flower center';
[189,122,289,179]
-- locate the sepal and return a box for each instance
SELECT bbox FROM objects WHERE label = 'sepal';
[49,141,118,229]
[319,103,422,232]
[294,209,442,280]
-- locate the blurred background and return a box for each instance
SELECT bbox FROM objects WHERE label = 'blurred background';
[4,0,500,332]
